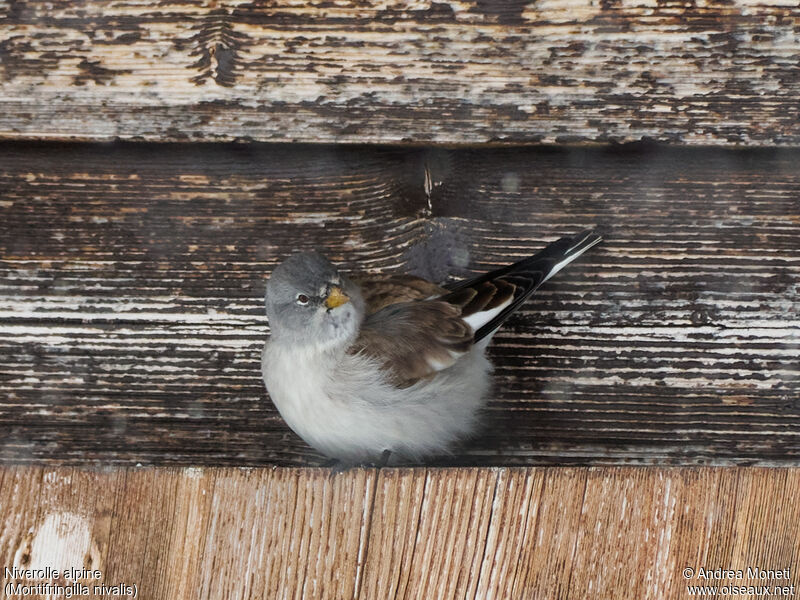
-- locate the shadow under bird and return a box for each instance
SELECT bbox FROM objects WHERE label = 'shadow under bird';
[262,230,602,465]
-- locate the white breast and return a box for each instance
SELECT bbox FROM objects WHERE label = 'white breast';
[262,344,343,455]
[261,340,493,463]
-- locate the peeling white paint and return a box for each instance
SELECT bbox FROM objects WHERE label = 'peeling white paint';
[26,512,91,573]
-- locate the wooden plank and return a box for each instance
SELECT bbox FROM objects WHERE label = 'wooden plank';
[474,467,542,599]
[0,466,43,574]
[394,468,497,599]
[101,468,180,599]
[0,142,798,466]
[0,1,799,145]
[192,468,374,599]
[1,466,799,600]
[511,468,587,597]
[30,467,120,584]
[359,468,427,599]
[161,466,216,599]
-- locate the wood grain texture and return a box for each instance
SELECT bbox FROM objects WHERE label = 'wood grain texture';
[1,1,799,145]
[1,466,799,600]
[0,142,798,467]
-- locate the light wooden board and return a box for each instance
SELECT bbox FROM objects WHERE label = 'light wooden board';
[0,142,798,467]
[1,1,799,145]
[0,466,799,600]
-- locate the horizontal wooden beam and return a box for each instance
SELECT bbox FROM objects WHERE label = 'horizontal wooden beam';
[1,142,798,466]
[1,1,799,145]
[1,466,799,599]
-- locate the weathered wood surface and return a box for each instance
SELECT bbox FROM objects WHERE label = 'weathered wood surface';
[1,466,799,600]
[1,1,799,145]
[0,142,798,467]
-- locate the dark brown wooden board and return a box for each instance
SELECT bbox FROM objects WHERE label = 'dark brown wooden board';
[1,1,799,146]
[0,141,798,466]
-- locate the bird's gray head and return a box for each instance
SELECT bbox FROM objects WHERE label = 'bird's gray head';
[265,251,364,349]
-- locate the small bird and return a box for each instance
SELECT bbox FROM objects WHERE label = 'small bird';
[262,230,601,465]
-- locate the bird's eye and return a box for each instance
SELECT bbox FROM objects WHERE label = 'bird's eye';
[296,294,309,305]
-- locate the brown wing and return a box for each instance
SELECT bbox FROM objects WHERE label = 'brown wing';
[347,230,601,387]
[348,272,518,388]
[350,274,448,315]
[349,300,474,388]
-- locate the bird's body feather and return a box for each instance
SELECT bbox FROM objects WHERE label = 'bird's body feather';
[262,341,491,463]
[262,230,601,463]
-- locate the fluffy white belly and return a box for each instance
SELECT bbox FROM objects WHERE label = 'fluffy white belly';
[261,342,492,463]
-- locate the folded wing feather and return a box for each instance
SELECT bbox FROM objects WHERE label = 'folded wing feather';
[347,230,601,388]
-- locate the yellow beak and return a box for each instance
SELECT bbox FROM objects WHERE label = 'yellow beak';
[324,286,349,309]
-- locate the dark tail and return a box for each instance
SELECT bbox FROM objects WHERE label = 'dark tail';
[442,230,602,342]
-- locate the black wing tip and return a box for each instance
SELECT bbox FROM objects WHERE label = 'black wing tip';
[525,228,603,264]
[442,229,603,293]
[566,229,603,254]
[470,229,603,341]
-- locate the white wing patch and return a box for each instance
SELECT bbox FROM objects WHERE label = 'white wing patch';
[460,298,513,334]
[426,355,455,371]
